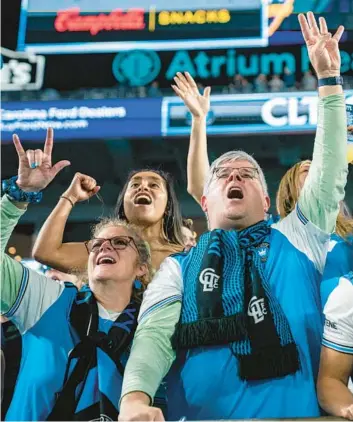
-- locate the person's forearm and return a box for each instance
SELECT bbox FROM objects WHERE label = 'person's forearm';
[1,195,28,313]
[319,85,343,97]
[318,377,353,418]
[187,116,210,204]
[32,197,87,272]
[299,91,347,232]
[121,301,181,404]
[32,197,72,266]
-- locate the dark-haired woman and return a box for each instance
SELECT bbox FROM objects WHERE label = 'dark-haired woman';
[33,169,184,272]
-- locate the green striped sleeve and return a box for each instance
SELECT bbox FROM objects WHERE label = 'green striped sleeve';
[1,195,27,314]
[121,301,181,403]
[299,94,348,232]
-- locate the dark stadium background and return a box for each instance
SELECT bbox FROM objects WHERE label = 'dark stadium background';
[1,0,352,260]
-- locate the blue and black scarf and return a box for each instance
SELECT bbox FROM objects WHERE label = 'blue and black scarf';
[172,220,300,381]
[47,286,139,421]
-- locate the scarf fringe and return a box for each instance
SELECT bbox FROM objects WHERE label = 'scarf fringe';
[172,314,247,349]
[237,342,300,381]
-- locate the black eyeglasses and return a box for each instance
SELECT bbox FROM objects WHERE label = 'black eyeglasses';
[213,166,259,180]
[85,236,138,255]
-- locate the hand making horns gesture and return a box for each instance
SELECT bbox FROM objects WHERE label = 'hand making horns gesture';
[13,128,71,192]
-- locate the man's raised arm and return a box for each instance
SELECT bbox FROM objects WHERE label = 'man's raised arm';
[297,12,348,232]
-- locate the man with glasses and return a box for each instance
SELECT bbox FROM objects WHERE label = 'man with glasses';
[120,12,348,420]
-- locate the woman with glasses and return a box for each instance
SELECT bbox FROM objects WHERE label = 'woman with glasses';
[1,130,153,421]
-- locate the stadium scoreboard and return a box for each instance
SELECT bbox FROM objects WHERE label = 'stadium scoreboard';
[18,0,268,53]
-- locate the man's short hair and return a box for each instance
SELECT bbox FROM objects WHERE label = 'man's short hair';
[203,150,268,196]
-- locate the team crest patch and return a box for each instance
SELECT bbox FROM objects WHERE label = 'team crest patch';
[257,242,269,262]
[199,267,220,292]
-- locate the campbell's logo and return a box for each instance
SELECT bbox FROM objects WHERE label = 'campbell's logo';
[54,8,146,35]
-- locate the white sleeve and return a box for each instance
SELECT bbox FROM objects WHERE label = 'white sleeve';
[4,264,65,334]
[322,273,353,355]
[139,256,183,323]
[272,203,330,274]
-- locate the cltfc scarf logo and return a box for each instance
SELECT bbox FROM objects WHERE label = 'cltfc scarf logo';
[199,268,220,292]
[248,296,267,324]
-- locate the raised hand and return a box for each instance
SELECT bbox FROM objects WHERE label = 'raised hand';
[298,12,344,78]
[13,128,70,192]
[62,172,100,205]
[172,72,211,118]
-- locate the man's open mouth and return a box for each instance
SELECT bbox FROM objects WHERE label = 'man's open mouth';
[227,187,244,199]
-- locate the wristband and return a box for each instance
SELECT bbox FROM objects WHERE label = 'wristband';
[60,195,75,207]
[2,176,43,203]
[318,76,343,87]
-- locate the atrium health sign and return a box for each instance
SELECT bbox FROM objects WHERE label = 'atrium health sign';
[111,45,353,87]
